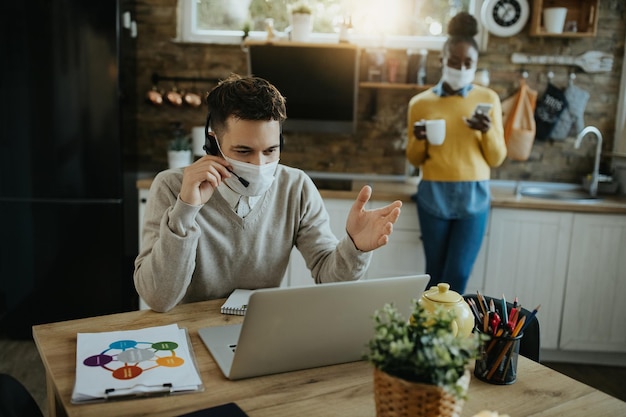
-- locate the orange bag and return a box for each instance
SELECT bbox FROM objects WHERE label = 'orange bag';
[502,79,538,161]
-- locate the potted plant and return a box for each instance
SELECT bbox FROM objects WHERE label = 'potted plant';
[241,20,251,42]
[365,300,482,417]
[167,123,192,169]
[289,2,313,42]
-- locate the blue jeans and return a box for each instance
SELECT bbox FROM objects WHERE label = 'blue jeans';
[417,204,488,294]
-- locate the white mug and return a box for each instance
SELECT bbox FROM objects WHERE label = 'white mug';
[543,7,568,34]
[425,119,446,145]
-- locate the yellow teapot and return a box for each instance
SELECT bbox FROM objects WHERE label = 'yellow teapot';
[418,283,474,337]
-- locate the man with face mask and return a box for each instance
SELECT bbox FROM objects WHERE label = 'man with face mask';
[405,12,506,294]
[135,74,402,312]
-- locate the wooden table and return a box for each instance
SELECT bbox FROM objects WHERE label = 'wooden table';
[33,299,625,417]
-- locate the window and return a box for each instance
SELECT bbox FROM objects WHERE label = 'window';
[178,0,479,50]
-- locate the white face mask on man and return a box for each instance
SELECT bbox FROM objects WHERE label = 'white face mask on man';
[216,140,279,197]
[441,62,476,91]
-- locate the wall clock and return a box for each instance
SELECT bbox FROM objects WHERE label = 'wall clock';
[480,0,530,37]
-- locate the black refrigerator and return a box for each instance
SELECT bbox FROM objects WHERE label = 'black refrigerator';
[0,0,137,338]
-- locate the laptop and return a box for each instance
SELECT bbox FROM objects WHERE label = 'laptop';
[198,274,430,380]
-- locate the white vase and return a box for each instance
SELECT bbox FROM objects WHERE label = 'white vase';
[168,150,192,169]
[291,13,312,42]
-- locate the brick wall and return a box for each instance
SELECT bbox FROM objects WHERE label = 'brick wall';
[128,0,625,183]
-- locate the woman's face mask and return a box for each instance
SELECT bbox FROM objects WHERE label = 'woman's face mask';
[440,41,478,92]
[441,62,476,91]
[216,140,278,197]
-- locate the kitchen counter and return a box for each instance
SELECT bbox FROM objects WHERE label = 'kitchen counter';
[136,177,626,214]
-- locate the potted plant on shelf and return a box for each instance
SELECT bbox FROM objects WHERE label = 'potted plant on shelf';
[365,300,482,417]
[289,2,313,42]
[167,123,192,169]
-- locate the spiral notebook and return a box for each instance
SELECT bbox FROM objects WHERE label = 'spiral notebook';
[220,289,253,315]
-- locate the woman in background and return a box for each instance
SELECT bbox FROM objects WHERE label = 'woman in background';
[406,12,506,294]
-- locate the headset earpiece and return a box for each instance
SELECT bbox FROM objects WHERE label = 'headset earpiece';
[205,135,219,156]
[204,114,219,156]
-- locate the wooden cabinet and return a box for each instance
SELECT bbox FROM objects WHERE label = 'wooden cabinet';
[285,199,425,286]
[530,0,599,37]
[282,198,352,287]
[367,200,486,293]
[468,232,488,295]
[138,188,149,249]
[137,188,150,310]
[484,207,626,359]
[285,198,488,292]
[282,247,310,287]
[483,208,573,349]
[138,187,626,361]
[285,199,426,286]
[560,213,626,352]
[367,201,424,280]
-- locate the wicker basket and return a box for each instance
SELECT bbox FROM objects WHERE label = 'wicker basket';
[373,368,469,417]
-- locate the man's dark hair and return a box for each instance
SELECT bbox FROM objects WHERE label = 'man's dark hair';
[206,74,287,137]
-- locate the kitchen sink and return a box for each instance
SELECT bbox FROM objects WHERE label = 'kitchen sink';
[517,185,600,202]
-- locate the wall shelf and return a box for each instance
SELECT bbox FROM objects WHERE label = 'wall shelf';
[530,0,599,38]
[359,82,432,91]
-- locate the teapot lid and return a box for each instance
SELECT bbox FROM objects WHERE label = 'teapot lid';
[423,283,462,303]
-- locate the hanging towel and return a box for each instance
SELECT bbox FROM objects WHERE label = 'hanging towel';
[550,83,590,140]
[534,82,568,141]
[502,79,538,161]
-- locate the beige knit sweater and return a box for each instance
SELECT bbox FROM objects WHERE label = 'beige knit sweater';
[134,165,371,312]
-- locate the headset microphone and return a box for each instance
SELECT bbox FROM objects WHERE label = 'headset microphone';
[204,113,249,188]
[226,167,250,187]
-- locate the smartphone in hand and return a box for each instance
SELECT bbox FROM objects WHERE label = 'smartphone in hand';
[474,103,492,115]
[465,103,493,132]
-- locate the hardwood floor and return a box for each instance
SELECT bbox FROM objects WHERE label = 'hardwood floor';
[1,336,624,417]
[543,361,626,402]
[0,337,48,416]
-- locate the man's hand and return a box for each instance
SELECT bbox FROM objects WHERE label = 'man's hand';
[179,156,232,206]
[346,185,402,252]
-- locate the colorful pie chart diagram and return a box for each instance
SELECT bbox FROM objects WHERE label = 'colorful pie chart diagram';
[82,339,183,380]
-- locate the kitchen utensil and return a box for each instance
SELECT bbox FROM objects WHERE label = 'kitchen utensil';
[146,86,163,105]
[184,90,202,107]
[418,283,474,337]
[165,87,183,106]
[511,51,614,73]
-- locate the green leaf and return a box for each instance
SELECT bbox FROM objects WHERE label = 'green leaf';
[365,299,480,399]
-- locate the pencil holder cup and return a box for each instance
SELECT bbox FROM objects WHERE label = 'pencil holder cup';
[474,331,523,385]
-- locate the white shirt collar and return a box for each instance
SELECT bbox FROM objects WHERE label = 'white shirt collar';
[217,182,261,213]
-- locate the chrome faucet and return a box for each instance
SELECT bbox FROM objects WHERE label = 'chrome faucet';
[574,126,603,198]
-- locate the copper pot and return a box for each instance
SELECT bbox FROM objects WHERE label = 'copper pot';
[165,87,183,106]
[146,86,163,105]
[183,91,202,107]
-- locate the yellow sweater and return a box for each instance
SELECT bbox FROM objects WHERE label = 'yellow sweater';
[406,85,506,181]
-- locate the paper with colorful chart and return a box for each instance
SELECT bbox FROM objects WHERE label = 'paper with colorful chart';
[72,323,203,403]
